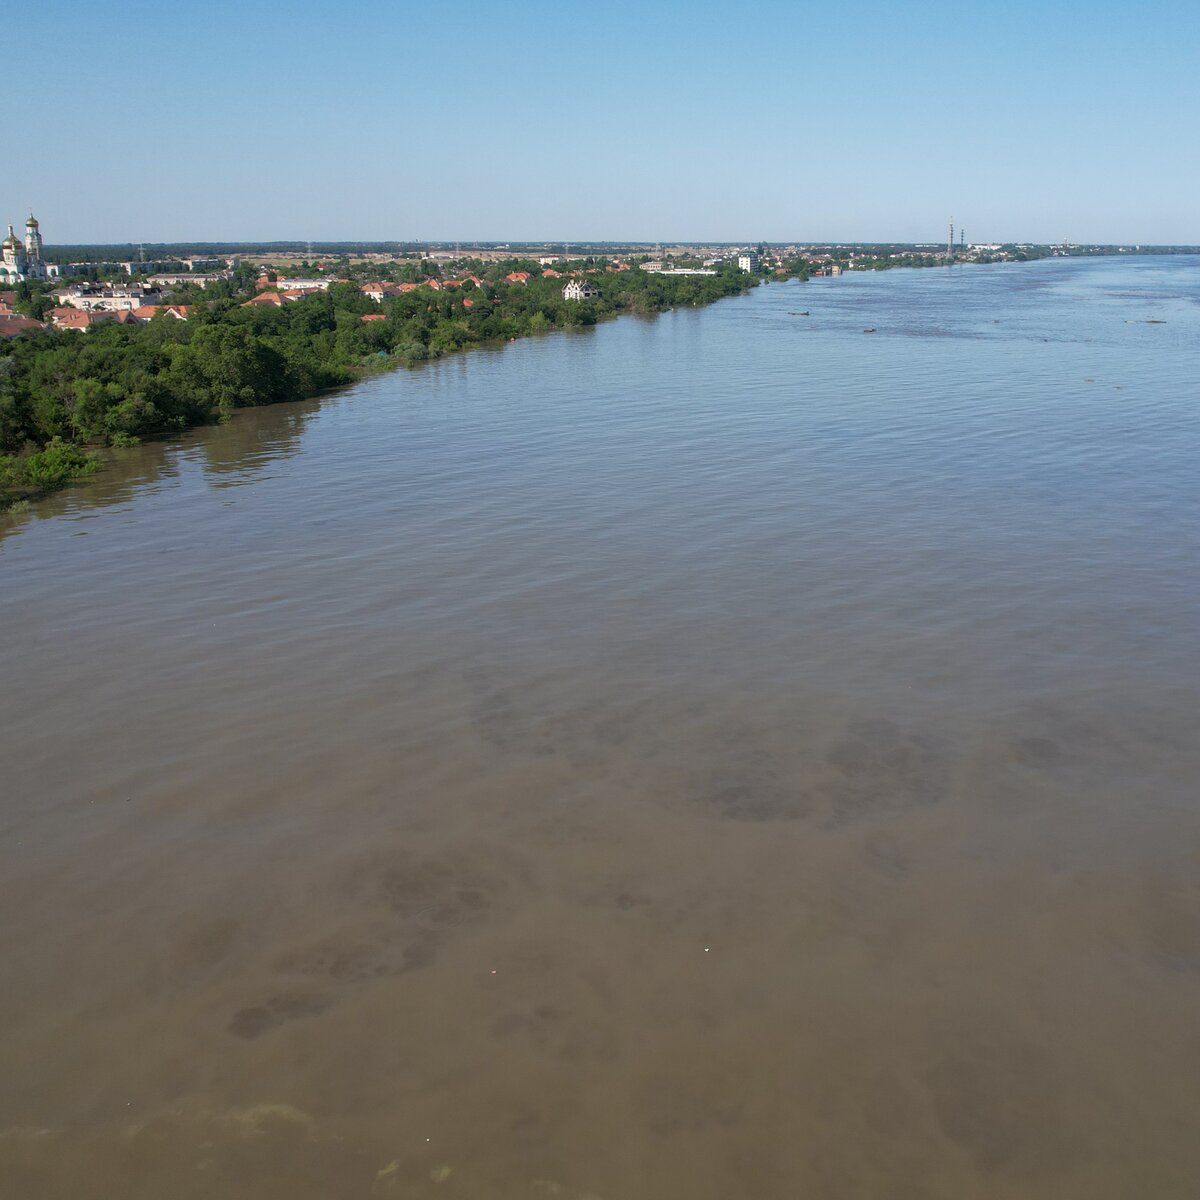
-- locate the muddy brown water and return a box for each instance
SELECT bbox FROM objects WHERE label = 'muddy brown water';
[3,258,1200,1198]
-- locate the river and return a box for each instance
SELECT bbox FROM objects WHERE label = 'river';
[3,256,1199,1198]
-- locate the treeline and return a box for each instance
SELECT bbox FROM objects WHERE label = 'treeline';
[1,263,756,507]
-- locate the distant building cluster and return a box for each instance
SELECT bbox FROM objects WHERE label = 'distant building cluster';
[1,213,59,282]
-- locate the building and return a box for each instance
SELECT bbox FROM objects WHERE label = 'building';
[0,213,59,282]
[360,282,404,303]
[562,279,600,301]
[147,272,229,289]
[130,305,192,322]
[48,308,142,331]
[53,283,163,312]
[275,277,334,291]
[0,313,44,338]
[737,252,760,273]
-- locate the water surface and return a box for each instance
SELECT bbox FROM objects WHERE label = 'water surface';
[3,256,1199,1198]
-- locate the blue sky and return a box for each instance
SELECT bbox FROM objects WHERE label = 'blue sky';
[11,1,1199,244]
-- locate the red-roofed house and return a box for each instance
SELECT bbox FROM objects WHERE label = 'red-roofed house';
[360,282,403,303]
[49,308,137,331]
[0,313,43,338]
[504,272,531,284]
[131,304,192,322]
[360,313,387,322]
[241,289,318,308]
[242,291,285,308]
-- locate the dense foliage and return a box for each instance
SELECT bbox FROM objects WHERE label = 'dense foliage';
[0,263,757,506]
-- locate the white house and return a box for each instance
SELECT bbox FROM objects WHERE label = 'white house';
[562,279,600,301]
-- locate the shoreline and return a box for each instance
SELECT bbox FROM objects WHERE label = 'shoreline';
[1,272,761,511]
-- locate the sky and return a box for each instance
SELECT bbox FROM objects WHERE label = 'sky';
[10,0,1200,245]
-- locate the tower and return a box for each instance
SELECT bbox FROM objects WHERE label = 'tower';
[2,225,25,275]
[948,216,954,257]
[25,212,43,265]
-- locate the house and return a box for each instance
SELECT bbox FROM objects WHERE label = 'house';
[242,291,287,308]
[49,308,138,331]
[0,313,44,338]
[563,279,600,301]
[359,282,403,303]
[360,313,387,322]
[241,289,320,308]
[130,304,192,322]
[542,269,562,278]
[504,271,531,284]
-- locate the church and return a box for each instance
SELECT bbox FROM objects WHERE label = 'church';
[1,213,59,282]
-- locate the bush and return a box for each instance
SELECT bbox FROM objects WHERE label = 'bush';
[2,438,98,505]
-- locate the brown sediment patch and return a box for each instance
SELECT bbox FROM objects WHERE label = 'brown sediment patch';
[490,1005,620,1065]
[1010,735,1062,768]
[923,1027,1071,1176]
[1139,871,1200,973]
[820,719,949,827]
[227,992,332,1039]
[668,709,955,827]
[861,830,910,878]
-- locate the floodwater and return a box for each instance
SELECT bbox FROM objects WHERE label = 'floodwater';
[2,256,1199,1199]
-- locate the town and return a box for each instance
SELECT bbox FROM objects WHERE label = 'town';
[2,212,1123,342]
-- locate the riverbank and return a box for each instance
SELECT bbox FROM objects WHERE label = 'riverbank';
[0,265,759,509]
